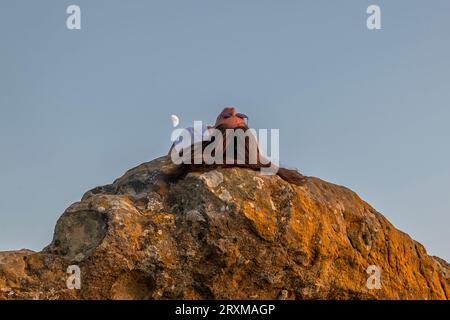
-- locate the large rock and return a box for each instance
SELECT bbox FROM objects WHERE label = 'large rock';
[0,156,448,299]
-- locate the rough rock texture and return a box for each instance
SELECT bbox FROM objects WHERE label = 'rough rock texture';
[0,156,449,300]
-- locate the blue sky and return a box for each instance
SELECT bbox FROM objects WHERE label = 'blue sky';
[0,0,449,261]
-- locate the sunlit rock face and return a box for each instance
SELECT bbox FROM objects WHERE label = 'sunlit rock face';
[0,156,449,300]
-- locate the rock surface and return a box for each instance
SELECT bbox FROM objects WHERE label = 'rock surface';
[0,156,449,300]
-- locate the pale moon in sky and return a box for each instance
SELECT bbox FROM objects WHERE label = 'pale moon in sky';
[171,114,179,127]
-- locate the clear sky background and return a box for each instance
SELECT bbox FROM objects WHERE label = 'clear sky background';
[0,1,449,261]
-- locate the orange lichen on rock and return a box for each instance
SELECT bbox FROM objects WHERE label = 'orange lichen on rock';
[0,156,448,300]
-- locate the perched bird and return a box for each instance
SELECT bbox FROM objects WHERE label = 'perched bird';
[166,106,305,186]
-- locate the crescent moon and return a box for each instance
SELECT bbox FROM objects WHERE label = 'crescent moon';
[171,114,180,127]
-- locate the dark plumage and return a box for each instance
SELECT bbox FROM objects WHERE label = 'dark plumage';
[166,124,305,186]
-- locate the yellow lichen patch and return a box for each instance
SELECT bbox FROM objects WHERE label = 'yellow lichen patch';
[151,213,175,227]
[242,202,278,241]
[285,200,316,246]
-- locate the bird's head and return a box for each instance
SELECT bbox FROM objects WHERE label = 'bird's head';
[214,107,248,129]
